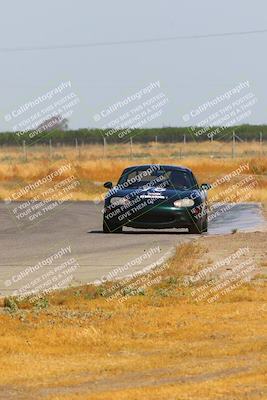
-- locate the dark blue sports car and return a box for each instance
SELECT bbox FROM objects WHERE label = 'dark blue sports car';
[103,164,210,234]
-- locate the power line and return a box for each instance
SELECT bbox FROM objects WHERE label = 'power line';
[1,28,267,53]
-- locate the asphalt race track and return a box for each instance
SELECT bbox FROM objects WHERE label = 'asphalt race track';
[0,201,264,296]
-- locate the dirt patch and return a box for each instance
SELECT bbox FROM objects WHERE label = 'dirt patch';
[199,231,267,280]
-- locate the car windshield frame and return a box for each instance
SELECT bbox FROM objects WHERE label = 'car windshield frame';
[117,167,198,191]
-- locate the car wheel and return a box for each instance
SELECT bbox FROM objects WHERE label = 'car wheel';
[103,220,123,233]
[188,221,203,234]
[202,217,208,233]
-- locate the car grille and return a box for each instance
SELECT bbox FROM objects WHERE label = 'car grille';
[135,214,175,224]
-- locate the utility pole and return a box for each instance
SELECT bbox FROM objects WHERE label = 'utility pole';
[260,132,263,156]
[130,137,133,159]
[210,133,214,142]
[210,131,214,159]
[23,140,27,162]
[49,139,52,160]
[232,130,235,159]
[75,138,80,159]
[103,137,107,158]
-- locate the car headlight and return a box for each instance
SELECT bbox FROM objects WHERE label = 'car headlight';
[174,198,194,207]
[110,197,129,206]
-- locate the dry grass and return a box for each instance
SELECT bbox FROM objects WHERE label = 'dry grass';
[1,241,266,399]
[0,142,267,202]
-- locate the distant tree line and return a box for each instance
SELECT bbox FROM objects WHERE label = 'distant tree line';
[0,125,266,146]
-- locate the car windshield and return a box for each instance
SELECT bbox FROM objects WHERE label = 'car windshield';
[117,166,196,190]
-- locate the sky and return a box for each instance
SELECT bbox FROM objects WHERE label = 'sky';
[0,0,266,131]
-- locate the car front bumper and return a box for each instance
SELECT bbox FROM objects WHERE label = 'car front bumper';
[104,203,201,229]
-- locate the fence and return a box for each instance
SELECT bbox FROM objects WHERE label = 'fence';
[8,133,266,162]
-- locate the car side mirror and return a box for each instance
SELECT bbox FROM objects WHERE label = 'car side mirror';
[103,181,113,189]
[200,183,212,190]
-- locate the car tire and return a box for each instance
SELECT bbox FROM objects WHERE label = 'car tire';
[202,217,208,233]
[103,220,123,233]
[188,221,203,234]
